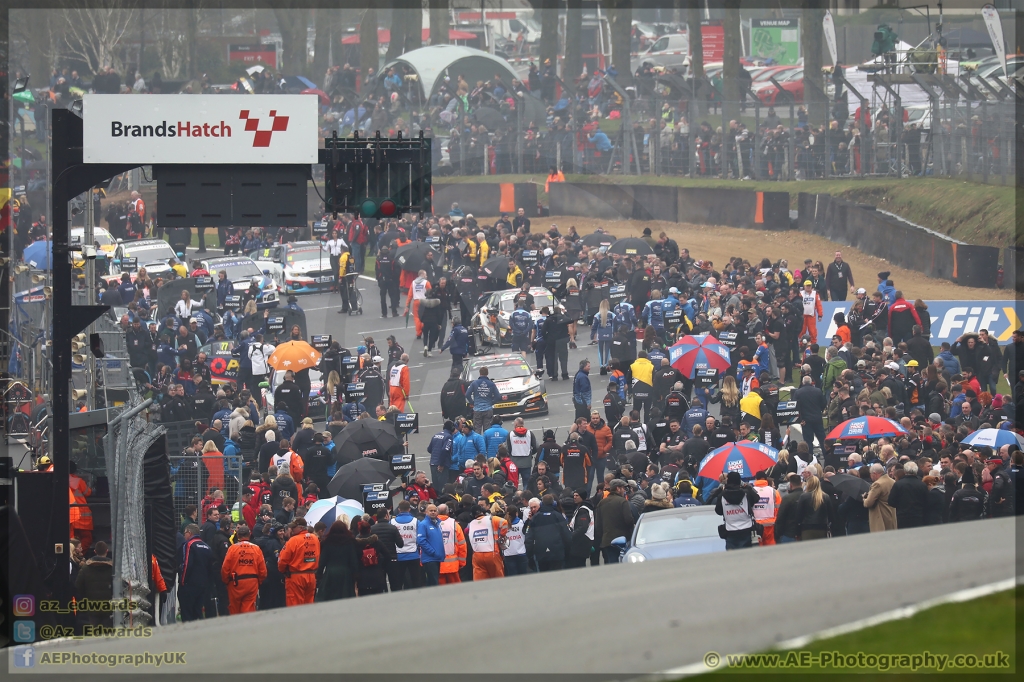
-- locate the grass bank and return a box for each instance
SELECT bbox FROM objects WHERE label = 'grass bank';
[435,174,1016,248]
[701,587,1016,677]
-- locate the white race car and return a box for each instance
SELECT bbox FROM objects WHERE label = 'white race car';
[201,255,280,309]
[473,286,563,347]
[250,241,335,294]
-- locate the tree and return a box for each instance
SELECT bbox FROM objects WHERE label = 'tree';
[312,8,339,85]
[273,5,310,77]
[608,0,631,85]
[538,4,558,75]
[360,8,379,83]
[429,1,448,45]
[721,0,742,122]
[59,1,138,77]
[686,0,705,114]
[384,7,407,63]
[564,0,582,85]
[404,2,422,54]
[802,0,827,126]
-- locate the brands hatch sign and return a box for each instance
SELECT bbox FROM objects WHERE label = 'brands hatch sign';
[83,94,318,164]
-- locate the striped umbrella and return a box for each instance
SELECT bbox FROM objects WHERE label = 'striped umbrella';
[668,334,732,378]
[697,442,780,480]
[826,416,908,441]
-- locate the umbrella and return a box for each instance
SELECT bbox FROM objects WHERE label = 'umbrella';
[246,65,266,75]
[394,242,438,273]
[826,416,908,441]
[668,334,732,378]
[697,442,779,480]
[14,90,34,105]
[332,419,405,465]
[581,231,617,247]
[328,457,395,499]
[607,237,654,257]
[305,496,365,527]
[481,255,511,281]
[960,428,1024,450]
[827,472,870,501]
[68,87,86,97]
[301,88,331,106]
[282,75,317,91]
[474,106,507,130]
[267,339,321,371]
[23,239,52,270]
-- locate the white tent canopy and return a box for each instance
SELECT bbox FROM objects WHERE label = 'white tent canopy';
[382,45,546,126]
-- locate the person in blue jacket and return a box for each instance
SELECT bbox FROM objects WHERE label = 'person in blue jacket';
[428,421,455,487]
[509,303,533,352]
[273,409,295,441]
[484,416,509,459]
[876,271,896,306]
[534,309,548,372]
[454,418,486,465]
[215,270,235,310]
[466,368,501,433]
[178,524,215,622]
[682,403,709,438]
[613,301,636,332]
[573,359,593,419]
[416,505,445,586]
[642,294,666,339]
[439,316,470,369]
[587,129,613,152]
[591,300,615,373]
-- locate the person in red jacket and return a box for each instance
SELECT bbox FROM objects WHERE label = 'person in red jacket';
[887,290,923,345]
[240,487,259,531]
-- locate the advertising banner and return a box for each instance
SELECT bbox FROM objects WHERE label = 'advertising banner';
[818,301,1022,346]
[83,94,318,164]
[751,19,801,65]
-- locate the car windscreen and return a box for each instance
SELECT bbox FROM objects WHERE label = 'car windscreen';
[125,243,177,260]
[209,261,263,280]
[635,513,721,545]
[475,361,532,381]
[93,231,116,246]
[286,248,327,264]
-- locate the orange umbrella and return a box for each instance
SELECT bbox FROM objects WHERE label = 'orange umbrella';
[268,340,321,371]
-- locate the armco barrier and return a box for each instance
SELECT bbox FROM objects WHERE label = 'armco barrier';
[817,300,1022,346]
[432,182,536,217]
[549,183,789,231]
[798,193,999,290]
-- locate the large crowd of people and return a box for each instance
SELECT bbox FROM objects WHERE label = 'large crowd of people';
[53,198,1023,626]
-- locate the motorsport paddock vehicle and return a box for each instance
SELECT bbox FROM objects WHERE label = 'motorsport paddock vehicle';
[199,255,280,310]
[249,240,336,294]
[105,237,181,284]
[460,352,548,418]
[470,286,564,352]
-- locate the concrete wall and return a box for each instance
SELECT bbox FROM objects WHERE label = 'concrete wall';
[797,192,999,289]
[432,183,537,218]
[549,183,790,232]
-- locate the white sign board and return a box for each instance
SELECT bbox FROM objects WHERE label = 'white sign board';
[83,94,318,164]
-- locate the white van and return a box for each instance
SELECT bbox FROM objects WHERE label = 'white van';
[631,33,690,74]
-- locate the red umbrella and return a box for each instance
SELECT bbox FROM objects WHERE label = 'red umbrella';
[668,334,732,378]
[826,416,908,440]
[301,88,331,106]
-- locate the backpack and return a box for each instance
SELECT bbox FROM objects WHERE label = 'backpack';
[361,543,379,567]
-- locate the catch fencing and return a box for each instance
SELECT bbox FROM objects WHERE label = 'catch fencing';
[168,452,245,526]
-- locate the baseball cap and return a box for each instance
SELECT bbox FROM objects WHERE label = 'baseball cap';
[803,280,812,286]
[887,362,900,371]
[857,360,866,368]
[189,317,198,323]
[856,288,866,294]
[372,355,383,363]
[668,287,680,294]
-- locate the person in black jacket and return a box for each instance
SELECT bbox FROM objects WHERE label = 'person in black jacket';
[440,368,470,420]
[75,541,114,627]
[190,380,217,422]
[887,461,928,528]
[773,474,804,542]
[524,496,572,571]
[210,518,232,615]
[179,524,215,622]
[369,507,405,591]
[795,475,836,540]
[793,376,827,452]
[254,524,286,609]
[948,466,987,522]
[542,310,571,380]
[274,371,305,424]
[566,491,596,568]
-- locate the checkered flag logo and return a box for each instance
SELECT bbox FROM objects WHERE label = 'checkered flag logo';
[238,109,290,147]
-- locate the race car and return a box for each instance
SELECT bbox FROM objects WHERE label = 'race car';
[200,255,280,309]
[472,286,563,348]
[460,353,547,418]
[71,226,118,280]
[107,238,179,282]
[249,241,335,294]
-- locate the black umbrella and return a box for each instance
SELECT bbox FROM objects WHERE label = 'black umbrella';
[607,237,654,256]
[828,472,870,501]
[580,231,618,247]
[327,457,395,499]
[481,256,511,281]
[332,419,404,465]
[474,106,508,131]
[394,242,438,273]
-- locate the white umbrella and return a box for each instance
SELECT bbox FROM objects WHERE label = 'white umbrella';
[246,65,266,75]
[959,428,1024,450]
[305,496,365,528]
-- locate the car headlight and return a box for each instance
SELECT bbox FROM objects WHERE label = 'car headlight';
[525,386,541,397]
[626,552,645,563]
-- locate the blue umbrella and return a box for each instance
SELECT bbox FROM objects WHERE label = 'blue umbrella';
[669,334,732,378]
[960,428,1024,450]
[23,239,52,270]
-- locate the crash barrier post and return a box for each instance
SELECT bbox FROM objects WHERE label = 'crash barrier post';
[797,192,999,289]
[548,182,790,231]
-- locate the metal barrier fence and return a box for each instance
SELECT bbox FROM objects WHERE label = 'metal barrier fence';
[168,454,245,526]
[424,80,1016,184]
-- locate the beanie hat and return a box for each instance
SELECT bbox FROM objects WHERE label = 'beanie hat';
[651,482,668,501]
[961,467,975,485]
[726,471,742,485]
[544,429,555,440]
